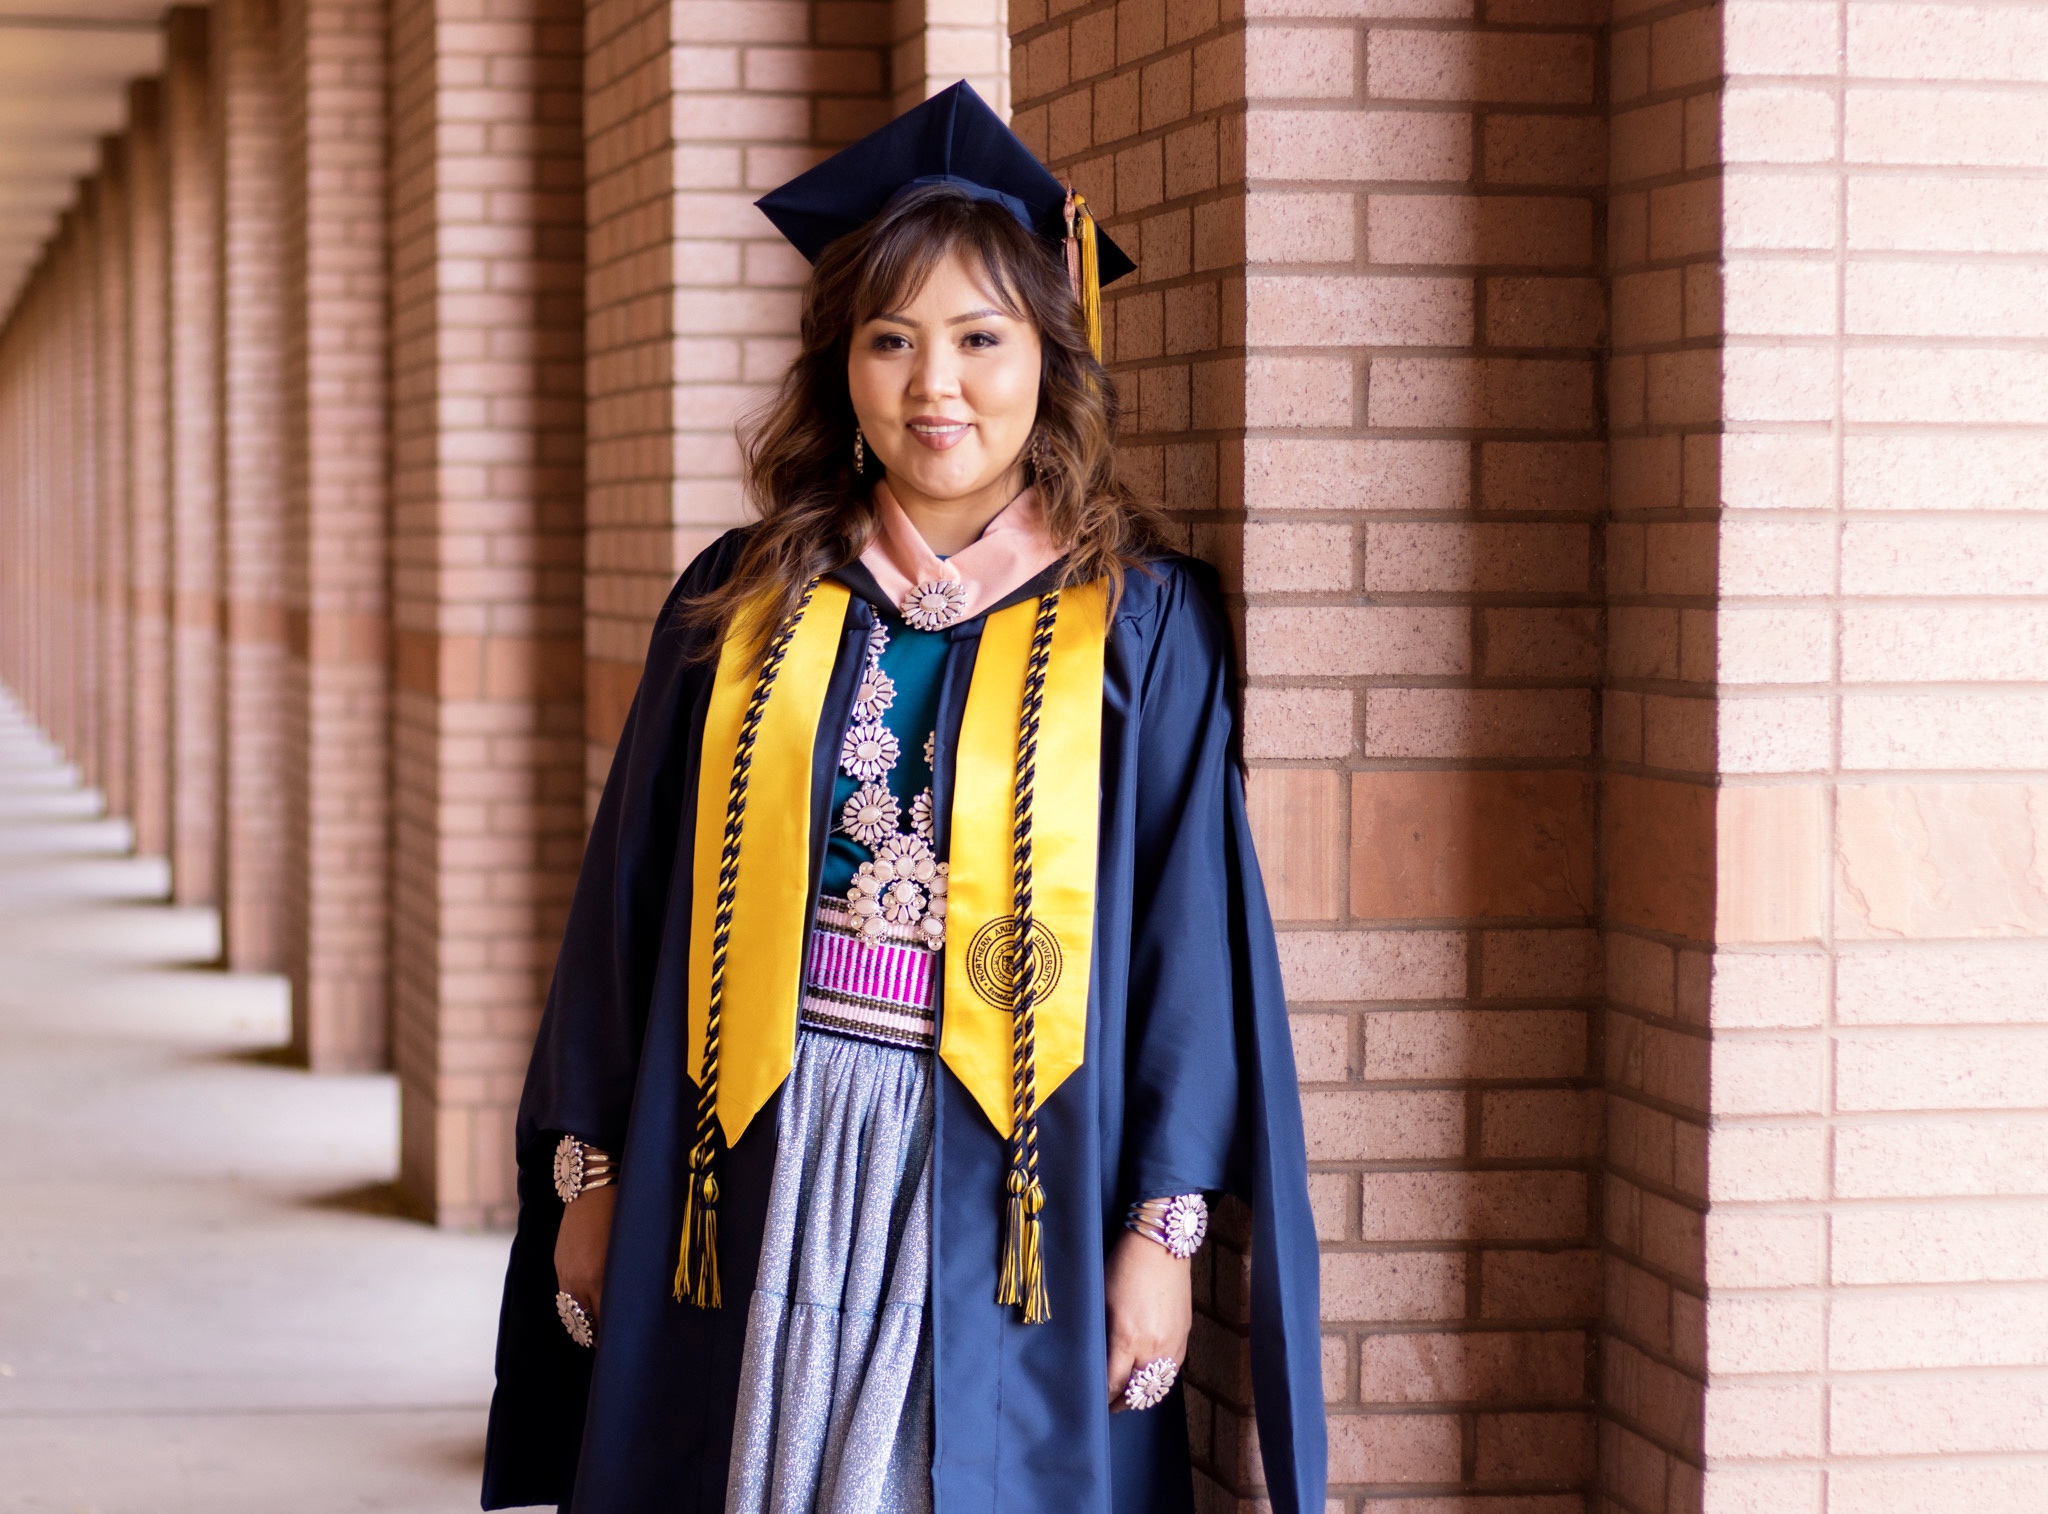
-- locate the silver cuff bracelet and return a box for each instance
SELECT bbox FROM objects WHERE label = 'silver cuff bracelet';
[553,1133,618,1204]
[1125,1192,1208,1260]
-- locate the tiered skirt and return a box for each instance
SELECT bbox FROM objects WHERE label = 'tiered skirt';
[724,1026,936,1514]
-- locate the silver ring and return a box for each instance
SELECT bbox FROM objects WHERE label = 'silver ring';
[555,1289,594,1348]
[1121,1355,1178,1411]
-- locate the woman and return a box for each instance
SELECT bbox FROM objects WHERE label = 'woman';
[482,83,1323,1514]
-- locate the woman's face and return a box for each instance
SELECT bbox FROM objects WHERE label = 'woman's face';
[847,249,1043,524]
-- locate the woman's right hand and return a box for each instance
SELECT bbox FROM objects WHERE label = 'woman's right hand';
[554,1184,619,1322]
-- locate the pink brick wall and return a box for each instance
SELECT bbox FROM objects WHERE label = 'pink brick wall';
[893,0,1009,115]
[165,6,223,907]
[389,0,588,1226]
[280,0,395,1069]
[216,0,290,972]
[96,141,133,824]
[1702,3,2048,1508]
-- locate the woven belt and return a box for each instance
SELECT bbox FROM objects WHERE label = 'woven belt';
[799,895,938,1051]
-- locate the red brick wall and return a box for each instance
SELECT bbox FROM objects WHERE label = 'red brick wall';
[389,0,588,1225]
[216,0,290,971]
[280,0,394,1068]
[580,0,678,791]
[126,79,174,862]
[1016,0,1606,1505]
[95,141,133,824]
[580,0,893,804]
[165,6,223,906]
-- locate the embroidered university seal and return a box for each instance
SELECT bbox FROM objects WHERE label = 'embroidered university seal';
[965,915,1064,1008]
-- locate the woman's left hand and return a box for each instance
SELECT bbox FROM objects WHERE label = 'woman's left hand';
[1104,1226,1193,1410]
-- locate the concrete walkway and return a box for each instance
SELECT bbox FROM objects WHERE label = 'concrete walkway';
[0,690,527,1512]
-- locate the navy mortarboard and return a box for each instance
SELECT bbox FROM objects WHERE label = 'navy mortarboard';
[754,80,1134,356]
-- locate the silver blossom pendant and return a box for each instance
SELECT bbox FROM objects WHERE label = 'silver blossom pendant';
[902,578,967,630]
[841,782,900,848]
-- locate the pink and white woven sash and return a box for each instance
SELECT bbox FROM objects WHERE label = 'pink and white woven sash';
[799,896,939,1051]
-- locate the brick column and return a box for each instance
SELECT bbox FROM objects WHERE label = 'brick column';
[893,0,1009,116]
[0,299,13,688]
[1692,4,2048,1509]
[127,79,174,861]
[20,274,53,721]
[1597,0,1720,1506]
[389,0,588,1225]
[580,0,891,805]
[69,205,102,789]
[165,6,223,906]
[46,217,77,763]
[280,0,393,1068]
[216,0,290,971]
[580,0,680,798]
[96,141,133,823]
[1018,0,1605,1504]
[0,304,13,692]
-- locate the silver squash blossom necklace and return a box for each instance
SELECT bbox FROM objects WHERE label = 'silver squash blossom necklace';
[836,622,947,945]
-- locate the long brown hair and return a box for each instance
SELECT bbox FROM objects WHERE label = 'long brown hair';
[686,182,1167,658]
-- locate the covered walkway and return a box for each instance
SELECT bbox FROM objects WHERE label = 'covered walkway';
[0,686,510,1513]
[4,1,2048,1506]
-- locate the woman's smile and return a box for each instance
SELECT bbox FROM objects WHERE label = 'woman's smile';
[905,415,971,450]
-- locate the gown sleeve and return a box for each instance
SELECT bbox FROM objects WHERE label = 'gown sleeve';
[1119,562,1247,1202]
[1118,561,1329,1514]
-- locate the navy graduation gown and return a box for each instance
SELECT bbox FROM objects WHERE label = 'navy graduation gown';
[482,532,1325,1514]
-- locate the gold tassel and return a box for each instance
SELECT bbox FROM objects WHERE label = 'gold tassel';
[1063,190,1104,361]
[1075,195,1102,362]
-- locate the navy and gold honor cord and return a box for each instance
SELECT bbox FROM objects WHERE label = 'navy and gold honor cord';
[996,591,1060,1323]
[676,578,821,1308]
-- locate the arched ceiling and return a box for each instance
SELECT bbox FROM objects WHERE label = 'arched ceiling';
[0,0,164,320]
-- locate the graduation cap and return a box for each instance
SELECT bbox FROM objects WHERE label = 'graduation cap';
[755,81,1134,357]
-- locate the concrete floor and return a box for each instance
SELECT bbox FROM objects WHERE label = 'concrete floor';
[0,690,533,1512]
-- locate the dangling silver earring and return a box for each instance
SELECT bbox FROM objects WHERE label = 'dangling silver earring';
[1030,428,1049,479]
[853,428,866,473]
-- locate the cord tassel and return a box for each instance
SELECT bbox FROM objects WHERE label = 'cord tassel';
[998,1162,1050,1323]
[675,579,820,1307]
[996,591,1060,1324]
[675,1160,723,1308]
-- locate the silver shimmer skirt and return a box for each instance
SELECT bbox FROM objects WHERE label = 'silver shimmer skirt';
[724,1027,935,1514]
